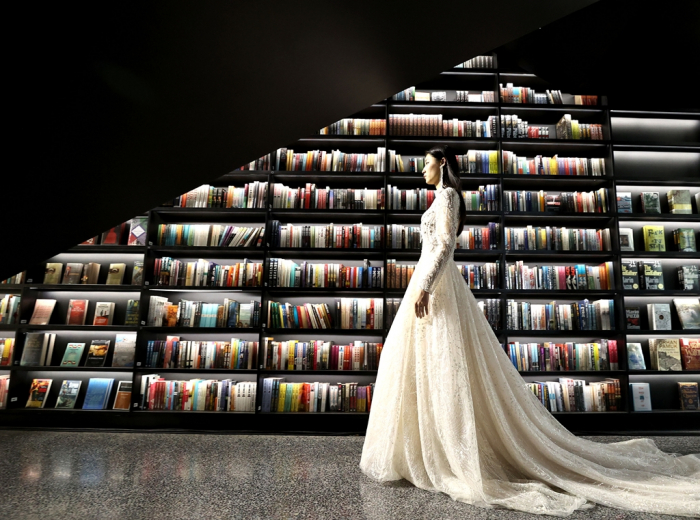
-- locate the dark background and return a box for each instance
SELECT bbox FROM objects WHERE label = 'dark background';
[4,0,698,279]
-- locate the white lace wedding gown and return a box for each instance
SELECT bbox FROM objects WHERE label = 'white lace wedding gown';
[359,186,700,517]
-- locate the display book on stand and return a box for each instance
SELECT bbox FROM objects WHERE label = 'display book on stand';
[0,51,697,430]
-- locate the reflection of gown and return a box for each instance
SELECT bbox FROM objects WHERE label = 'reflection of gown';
[359,186,700,517]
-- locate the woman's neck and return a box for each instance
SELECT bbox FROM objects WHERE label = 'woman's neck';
[435,182,445,192]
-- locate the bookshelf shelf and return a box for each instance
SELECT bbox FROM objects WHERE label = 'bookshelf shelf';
[619,252,700,259]
[134,368,258,373]
[616,214,700,221]
[17,325,138,331]
[4,55,699,432]
[264,328,384,336]
[265,289,384,296]
[67,246,146,254]
[629,370,700,375]
[500,139,611,146]
[257,411,369,415]
[24,285,141,292]
[613,144,700,151]
[144,286,263,292]
[260,369,378,375]
[621,290,700,297]
[132,410,257,414]
[504,330,621,336]
[519,370,626,375]
[140,327,261,334]
[12,366,134,372]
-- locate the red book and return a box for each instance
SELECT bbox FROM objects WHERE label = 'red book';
[66,299,88,325]
[680,338,700,370]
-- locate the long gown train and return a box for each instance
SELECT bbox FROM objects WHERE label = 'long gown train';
[359,186,700,517]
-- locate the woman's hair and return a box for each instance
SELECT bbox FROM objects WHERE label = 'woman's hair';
[425,145,466,235]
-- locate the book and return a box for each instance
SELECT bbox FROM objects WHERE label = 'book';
[28,299,57,325]
[112,333,137,367]
[640,192,661,213]
[615,191,632,213]
[679,338,700,370]
[626,343,646,370]
[61,263,84,284]
[20,333,56,366]
[84,340,110,367]
[667,189,693,214]
[131,261,144,285]
[618,228,634,251]
[648,339,682,371]
[128,217,148,246]
[625,307,641,329]
[122,300,139,327]
[101,223,125,245]
[672,228,697,252]
[80,262,101,284]
[0,338,15,366]
[60,343,86,367]
[43,263,63,284]
[640,260,664,290]
[629,383,652,411]
[82,378,114,409]
[106,263,127,285]
[673,298,700,329]
[26,379,52,408]
[677,265,699,291]
[0,375,9,409]
[678,382,699,410]
[113,381,132,410]
[65,299,89,325]
[647,303,672,330]
[93,302,115,326]
[55,380,82,409]
[621,261,639,290]
[642,225,666,252]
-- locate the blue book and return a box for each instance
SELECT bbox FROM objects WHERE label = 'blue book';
[293,306,300,328]
[82,378,114,410]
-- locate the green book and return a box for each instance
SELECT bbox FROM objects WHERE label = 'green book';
[641,192,661,214]
[60,343,85,367]
[55,380,82,409]
[673,228,697,252]
[642,225,666,252]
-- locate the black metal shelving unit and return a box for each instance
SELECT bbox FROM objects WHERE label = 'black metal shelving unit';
[1,52,699,433]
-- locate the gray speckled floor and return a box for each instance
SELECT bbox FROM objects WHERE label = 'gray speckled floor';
[0,432,698,520]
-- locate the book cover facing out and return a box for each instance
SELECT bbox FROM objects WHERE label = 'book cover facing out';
[55,380,81,409]
[82,378,114,410]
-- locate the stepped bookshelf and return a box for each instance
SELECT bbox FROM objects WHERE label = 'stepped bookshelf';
[1,53,698,434]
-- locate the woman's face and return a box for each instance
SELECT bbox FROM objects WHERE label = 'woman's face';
[422,153,444,187]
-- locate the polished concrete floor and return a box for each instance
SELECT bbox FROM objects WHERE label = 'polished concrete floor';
[0,431,698,520]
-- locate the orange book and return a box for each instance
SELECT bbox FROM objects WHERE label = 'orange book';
[680,338,700,370]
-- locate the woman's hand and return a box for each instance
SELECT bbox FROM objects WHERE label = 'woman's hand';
[414,289,430,319]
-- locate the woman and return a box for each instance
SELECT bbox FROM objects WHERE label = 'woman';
[359,145,700,517]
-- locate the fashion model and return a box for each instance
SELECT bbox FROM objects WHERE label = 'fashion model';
[359,145,700,517]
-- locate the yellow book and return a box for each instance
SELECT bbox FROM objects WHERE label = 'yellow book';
[572,120,580,139]
[593,343,600,370]
[291,383,299,412]
[643,225,666,251]
[277,383,287,412]
[288,340,296,370]
[489,150,498,173]
[550,156,559,175]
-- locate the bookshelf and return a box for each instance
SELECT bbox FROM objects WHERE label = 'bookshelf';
[1,53,698,433]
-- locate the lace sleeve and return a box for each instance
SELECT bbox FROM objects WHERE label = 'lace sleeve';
[417,188,460,294]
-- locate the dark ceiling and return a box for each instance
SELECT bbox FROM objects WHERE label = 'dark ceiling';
[4,0,698,279]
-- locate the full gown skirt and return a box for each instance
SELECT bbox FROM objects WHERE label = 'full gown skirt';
[359,187,700,517]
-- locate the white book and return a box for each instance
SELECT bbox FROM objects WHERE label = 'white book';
[630,382,652,411]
